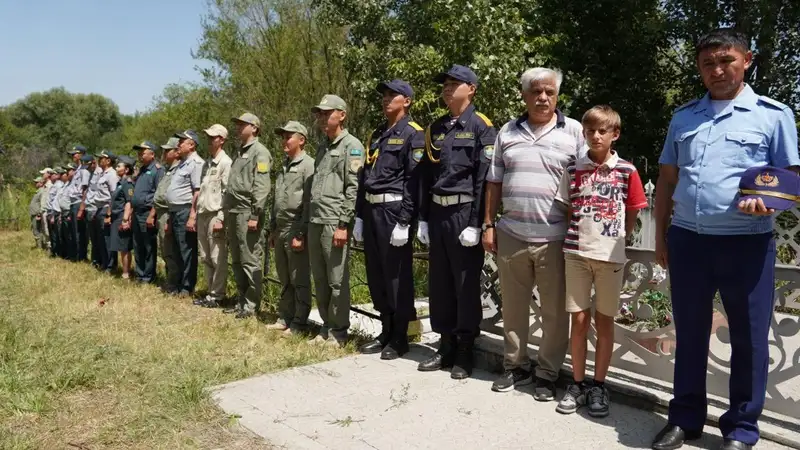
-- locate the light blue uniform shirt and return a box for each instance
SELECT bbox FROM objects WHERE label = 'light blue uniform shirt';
[659,84,799,235]
[84,167,103,213]
[47,180,63,214]
[166,152,204,209]
[89,167,119,214]
[67,164,91,205]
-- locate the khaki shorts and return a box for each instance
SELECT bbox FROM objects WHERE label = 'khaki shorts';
[565,252,624,317]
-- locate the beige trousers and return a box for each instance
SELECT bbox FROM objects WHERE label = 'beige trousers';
[496,227,569,381]
[197,212,228,301]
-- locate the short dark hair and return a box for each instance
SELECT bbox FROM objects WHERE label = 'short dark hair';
[696,28,750,57]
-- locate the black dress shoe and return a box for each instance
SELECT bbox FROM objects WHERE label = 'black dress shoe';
[450,340,474,380]
[418,353,446,371]
[359,339,385,354]
[652,424,702,450]
[720,439,753,450]
[380,341,409,360]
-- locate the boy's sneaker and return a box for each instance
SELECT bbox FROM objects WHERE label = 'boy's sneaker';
[555,383,586,414]
[533,377,557,402]
[491,368,533,392]
[587,384,610,418]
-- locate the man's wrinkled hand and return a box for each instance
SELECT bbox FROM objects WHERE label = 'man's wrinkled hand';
[247,219,258,232]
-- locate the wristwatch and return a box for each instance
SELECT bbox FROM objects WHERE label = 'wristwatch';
[481,222,495,232]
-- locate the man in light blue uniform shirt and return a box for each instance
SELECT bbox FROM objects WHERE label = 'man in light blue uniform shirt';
[66,145,92,261]
[653,29,799,450]
[167,130,205,296]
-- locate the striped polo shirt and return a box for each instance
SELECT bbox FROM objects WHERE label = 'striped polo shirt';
[487,110,585,242]
[555,152,648,263]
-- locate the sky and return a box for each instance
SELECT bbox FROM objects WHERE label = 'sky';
[0,0,210,115]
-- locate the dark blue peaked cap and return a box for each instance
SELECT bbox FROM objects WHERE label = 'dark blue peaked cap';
[738,166,800,211]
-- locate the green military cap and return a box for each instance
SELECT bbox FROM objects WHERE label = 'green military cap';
[54,167,66,175]
[161,137,180,150]
[118,155,136,166]
[311,94,347,113]
[274,121,308,139]
[232,112,261,129]
[65,162,77,170]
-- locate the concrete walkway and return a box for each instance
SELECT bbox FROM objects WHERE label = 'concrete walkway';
[212,344,790,450]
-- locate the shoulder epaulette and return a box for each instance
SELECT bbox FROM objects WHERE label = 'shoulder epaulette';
[409,121,423,131]
[674,99,699,113]
[758,96,789,111]
[475,111,493,127]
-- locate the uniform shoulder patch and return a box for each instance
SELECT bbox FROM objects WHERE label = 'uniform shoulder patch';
[349,147,363,157]
[257,162,269,173]
[475,111,493,127]
[387,138,405,145]
[409,121,423,131]
[128,188,134,197]
[483,145,495,159]
[758,96,789,111]
[674,99,699,113]
[412,148,424,162]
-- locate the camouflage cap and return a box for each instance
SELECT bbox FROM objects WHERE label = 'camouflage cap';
[161,137,180,150]
[273,120,308,139]
[65,162,77,170]
[232,112,261,129]
[311,94,347,113]
[54,167,66,175]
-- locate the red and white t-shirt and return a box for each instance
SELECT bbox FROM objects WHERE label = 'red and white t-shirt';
[555,151,648,264]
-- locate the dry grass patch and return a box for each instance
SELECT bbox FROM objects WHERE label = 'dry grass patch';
[0,231,353,449]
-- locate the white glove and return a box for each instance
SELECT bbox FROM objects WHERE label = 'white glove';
[417,221,430,245]
[353,218,364,242]
[390,224,410,247]
[458,226,481,247]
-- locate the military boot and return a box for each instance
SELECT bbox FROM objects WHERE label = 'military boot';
[381,320,409,360]
[418,334,456,371]
[450,338,475,380]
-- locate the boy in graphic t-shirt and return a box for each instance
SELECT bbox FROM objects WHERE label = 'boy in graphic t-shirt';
[554,105,648,418]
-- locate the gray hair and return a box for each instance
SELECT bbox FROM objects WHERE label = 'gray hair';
[520,68,563,93]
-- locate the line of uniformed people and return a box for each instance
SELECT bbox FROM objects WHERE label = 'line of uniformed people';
[30,64,493,378]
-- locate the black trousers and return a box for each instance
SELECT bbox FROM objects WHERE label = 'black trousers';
[92,209,117,271]
[132,207,158,283]
[428,202,484,341]
[48,215,59,257]
[363,201,415,340]
[170,207,198,293]
[59,211,74,260]
[70,203,88,261]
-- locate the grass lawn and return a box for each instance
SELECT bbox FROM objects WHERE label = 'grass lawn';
[0,231,354,449]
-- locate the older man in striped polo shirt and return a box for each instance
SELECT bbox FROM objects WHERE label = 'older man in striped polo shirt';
[483,67,584,400]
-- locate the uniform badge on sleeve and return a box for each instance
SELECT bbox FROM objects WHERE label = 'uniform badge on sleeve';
[483,145,495,159]
[349,158,364,173]
[257,162,269,173]
[128,188,134,197]
[412,148,424,162]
